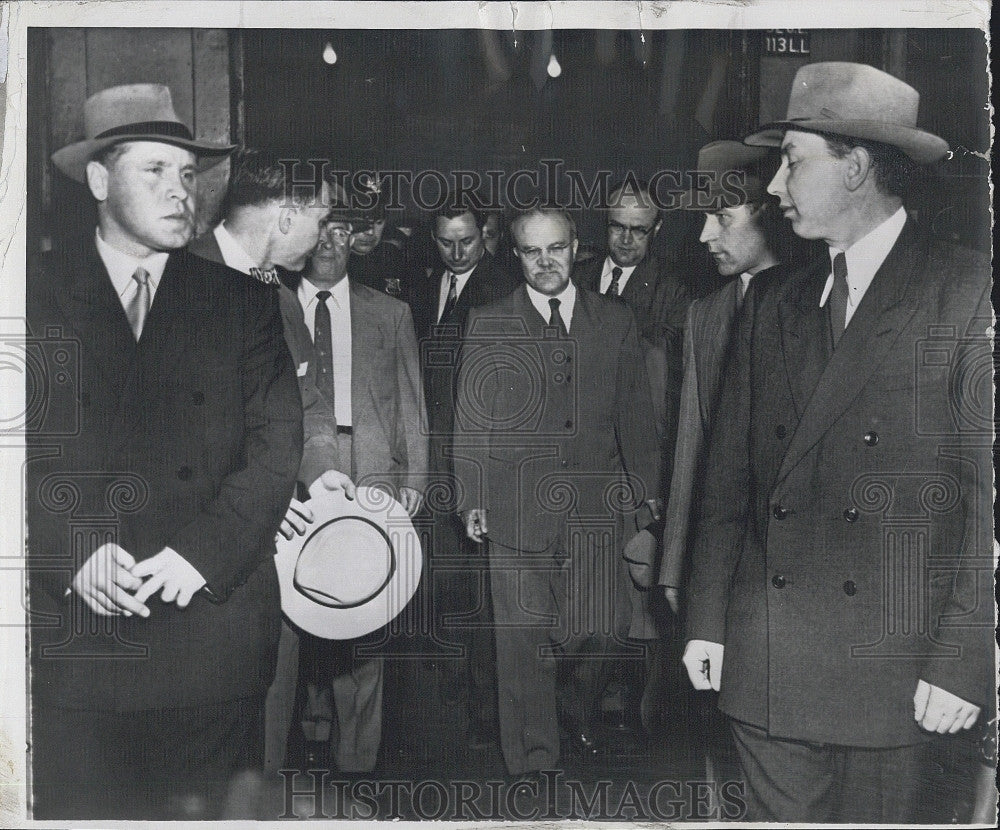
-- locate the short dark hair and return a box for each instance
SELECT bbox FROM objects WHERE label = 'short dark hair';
[607,178,658,212]
[221,149,324,216]
[509,205,578,245]
[820,133,917,198]
[432,198,486,231]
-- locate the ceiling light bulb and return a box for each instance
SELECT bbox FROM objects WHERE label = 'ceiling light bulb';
[323,41,337,65]
[547,53,561,78]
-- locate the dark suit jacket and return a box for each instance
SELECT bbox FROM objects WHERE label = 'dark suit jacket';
[27,241,303,712]
[572,252,690,351]
[410,253,521,480]
[686,219,994,747]
[659,265,787,590]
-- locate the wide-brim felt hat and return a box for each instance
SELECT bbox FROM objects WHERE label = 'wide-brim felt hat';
[274,483,423,640]
[744,62,948,164]
[52,84,236,183]
[680,140,772,210]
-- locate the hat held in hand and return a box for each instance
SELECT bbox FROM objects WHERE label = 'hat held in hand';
[52,83,236,183]
[274,482,422,640]
[744,62,948,163]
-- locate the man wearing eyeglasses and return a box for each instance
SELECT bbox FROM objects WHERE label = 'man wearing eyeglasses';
[192,151,428,774]
[574,180,692,736]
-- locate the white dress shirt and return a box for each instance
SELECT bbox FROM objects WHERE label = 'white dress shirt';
[599,257,637,295]
[95,229,168,314]
[526,280,577,332]
[299,276,353,427]
[437,266,476,323]
[819,206,907,328]
[739,272,754,300]
[212,222,259,275]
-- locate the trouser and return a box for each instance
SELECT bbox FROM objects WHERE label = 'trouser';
[729,718,928,823]
[32,695,264,820]
[489,534,624,775]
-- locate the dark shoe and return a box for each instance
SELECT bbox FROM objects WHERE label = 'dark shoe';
[468,718,498,749]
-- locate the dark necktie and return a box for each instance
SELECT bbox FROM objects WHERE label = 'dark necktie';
[548,297,567,336]
[249,266,280,286]
[829,252,849,347]
[314,290,336,407]
[439,271,457,323]
[605,266,623,297]
[125,266,151,341]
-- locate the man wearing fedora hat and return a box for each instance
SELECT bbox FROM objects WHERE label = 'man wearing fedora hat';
[683,63,994,822]
[27,84,304,818]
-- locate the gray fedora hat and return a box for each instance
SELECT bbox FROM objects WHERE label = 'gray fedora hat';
[681,141,773,210]
[52,83,236,183]
[744,62,948,163]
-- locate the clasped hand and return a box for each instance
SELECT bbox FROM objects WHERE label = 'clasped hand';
[72,542,206,617]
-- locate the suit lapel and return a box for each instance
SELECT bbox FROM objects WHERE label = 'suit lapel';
[776,224,923,486]
[621,255,656,308]
[778,260,830,418]
[349,282,376,413]
[277,282,312,367]
[56,246,139,410]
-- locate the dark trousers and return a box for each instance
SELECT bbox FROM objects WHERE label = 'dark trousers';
[730,718,928,823]
[32,696,265,820]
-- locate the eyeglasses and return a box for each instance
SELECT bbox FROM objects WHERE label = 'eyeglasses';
[608,221,656,239]
[320,224,353,241]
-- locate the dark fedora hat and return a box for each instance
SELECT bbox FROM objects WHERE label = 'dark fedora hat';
[744,62,948,163]
[52,84,236,183]
[680,141,773,211]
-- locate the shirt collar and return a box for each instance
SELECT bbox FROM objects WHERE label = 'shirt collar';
[525,280,577,331]
[603,256,636,280]
[821,206,907,306]
[94,229,168,298]
[213,222,260,275]
[299,274,350,309]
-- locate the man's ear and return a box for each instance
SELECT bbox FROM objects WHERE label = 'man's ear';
[651,218,663,239]
[843,146,873,192]
[571,237,579,261]
[85,160,109,202]
[278,205,296,234]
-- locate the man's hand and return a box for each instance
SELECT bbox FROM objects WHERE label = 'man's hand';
[663,586,680,615]
[278,497,314,539]
[623,529,657,588]
[278,471,358,540]
[71,542,150,618]
[463,508,489,543]
[398,486,424,518]
[682,639,724,691]
[131,547,207,609]
[914,679,981,733]
[315,469,356,500]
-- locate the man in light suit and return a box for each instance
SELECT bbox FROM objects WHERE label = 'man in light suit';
[28,86,304,819]
[191,155,428,774]
[454,206,660,781]
[683,63,994,823]
[409,201,520,747]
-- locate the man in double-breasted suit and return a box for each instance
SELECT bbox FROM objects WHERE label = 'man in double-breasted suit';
[409,203,520,746]
[454,206,660,780]
[683,63,994,823]
[191,158,428,774]
[27,86,304,819]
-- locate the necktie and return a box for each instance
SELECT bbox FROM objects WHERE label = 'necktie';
[249,266,280,286]
[314,290,336,407]
[439,271,457,323]
[125,266,151,341]
[829,252,849,346]
[605,266,623,297]
[548,297,567,336]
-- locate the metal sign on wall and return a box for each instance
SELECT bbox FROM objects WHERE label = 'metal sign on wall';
[764,29,811,55]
